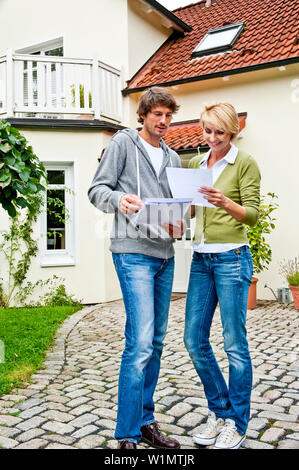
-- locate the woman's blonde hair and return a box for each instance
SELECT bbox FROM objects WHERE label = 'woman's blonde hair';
[200,102,239,139]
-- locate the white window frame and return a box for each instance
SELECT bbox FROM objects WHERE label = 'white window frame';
[192,22,245,58]
[39,162,76,267]
[15,37,64,56]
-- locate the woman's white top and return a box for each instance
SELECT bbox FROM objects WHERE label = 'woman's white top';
[192,143,247,253]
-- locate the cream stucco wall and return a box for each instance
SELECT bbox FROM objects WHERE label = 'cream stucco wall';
[0,128,121,305]
[0,0,128,70]
[127,0,170,78]
[127,65,299,300]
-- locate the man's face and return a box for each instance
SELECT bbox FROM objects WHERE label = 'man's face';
[141,105,173,139]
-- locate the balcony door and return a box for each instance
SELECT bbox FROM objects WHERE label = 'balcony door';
[15,39,64,116]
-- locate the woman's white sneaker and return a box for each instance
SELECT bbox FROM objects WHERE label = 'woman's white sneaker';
[214,419,246,449]
[193,411,225,446]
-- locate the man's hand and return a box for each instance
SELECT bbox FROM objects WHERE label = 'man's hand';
[162,220,185,239]
[120,194,144,215]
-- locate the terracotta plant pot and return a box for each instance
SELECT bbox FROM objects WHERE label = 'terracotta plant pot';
[289,285,299,310]
[247,277,258,310]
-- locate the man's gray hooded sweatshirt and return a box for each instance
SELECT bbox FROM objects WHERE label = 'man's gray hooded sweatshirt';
[88,129,181,259]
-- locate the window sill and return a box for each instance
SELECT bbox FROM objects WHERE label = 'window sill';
[40,252,75,267]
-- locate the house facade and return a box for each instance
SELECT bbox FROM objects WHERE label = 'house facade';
[0,0,298,304]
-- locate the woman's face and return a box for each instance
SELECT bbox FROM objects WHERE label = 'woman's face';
[203,122,232,155]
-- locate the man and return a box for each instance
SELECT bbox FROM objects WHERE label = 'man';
[88,87,182,449]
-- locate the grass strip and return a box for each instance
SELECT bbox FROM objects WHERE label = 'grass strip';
[0,305,82,398]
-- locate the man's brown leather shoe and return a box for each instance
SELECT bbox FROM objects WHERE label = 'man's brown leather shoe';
[118,440,137,449]
[141,422,180,449]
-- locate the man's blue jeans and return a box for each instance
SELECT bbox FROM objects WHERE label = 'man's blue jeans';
[112,253,174,443]
[184,246,253,435]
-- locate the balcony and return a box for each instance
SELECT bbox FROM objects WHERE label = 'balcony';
[0,50,123,122]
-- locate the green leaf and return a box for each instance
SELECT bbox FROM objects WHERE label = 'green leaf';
[12,148,22,159]
[0,143,11,153]
[15,197,28,208]
[26,182,37,193]
[0,167,10,181]
[0,174,12,189]
[4,154,16,166]
[19,169,31,183]
[8,161,26,173]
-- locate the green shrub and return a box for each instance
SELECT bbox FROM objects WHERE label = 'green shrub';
[247,193,279,274]
[0,120,46,217]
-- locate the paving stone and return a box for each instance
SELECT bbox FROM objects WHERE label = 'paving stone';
[14,439,48,449]
[74,435,106,449]
[0,415,23,426]
[40,410,73,422]
[16,428,46,442]
[168,402,193,417]
[65,396,91,408]
[42,434,76,445]
[0,436,19,449]
[40,402,69,412]
[258,411,298,422]
[0,427,21,438]
[0,436,19,448]
[261,427,286,442]
[68,413,98,428]
[177,412,204,428]
[69,404,95,416]
[19,405,45,419]
[71,425,99,438]
[92,408,117,420]
[16,416,47,431]
[17,398,44,410]
[41,421,75,435]
[43,395,70,404]
[277,439,299,449]
[274,421,299,432]
[45,443,76,449]
[95,419,116,430]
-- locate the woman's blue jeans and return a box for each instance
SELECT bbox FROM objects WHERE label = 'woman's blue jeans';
[112,253,174,443]
[184,246,253,435]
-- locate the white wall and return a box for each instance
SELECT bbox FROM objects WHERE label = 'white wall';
[0,0,128,70]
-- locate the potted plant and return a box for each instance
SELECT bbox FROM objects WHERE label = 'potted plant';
[279,256,299,310]
[70,84,93,120]
[246,192,278,309]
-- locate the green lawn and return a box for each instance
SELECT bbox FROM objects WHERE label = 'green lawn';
[0,305,82,398]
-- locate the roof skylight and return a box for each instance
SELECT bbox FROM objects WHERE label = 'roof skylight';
[192,22,245,58]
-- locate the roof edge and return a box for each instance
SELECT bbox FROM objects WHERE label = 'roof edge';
[123,56,299,95]
[142,0,192,32]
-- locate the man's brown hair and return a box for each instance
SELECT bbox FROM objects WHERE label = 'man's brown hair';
[137,86,180,124]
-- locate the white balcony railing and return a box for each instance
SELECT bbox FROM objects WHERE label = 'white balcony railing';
[0,50,122,122]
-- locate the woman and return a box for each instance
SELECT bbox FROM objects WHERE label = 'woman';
[184,102,260,449]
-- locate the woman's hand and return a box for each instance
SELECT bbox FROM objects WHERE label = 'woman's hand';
[199,186,246,221]
[120,194,144,215]
[199,186,227,208]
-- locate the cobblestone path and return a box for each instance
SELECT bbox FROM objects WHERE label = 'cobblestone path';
[0,298,298,450]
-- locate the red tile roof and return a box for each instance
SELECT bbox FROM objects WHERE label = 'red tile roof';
[163,114,246,151]
[126,0,299,91]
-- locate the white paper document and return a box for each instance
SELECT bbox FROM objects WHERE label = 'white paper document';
[135,198,192,227]
[166,167,215,207]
